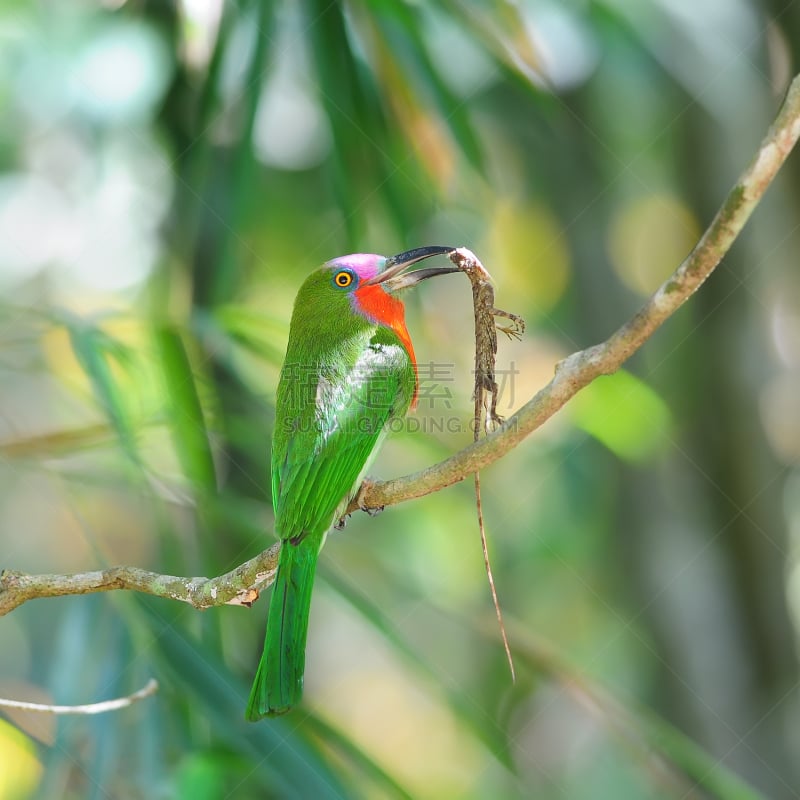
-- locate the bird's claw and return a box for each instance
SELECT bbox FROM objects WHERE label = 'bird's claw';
[355,478,385,517]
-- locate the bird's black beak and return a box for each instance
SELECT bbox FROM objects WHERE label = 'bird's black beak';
[366,245,460,292]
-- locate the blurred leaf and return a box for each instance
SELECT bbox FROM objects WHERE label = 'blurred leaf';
[321,567,516,771]
[175,751,243,800]
[305,0,429,245]
[305,715,415,800]
[155,325,217,491]
[88,625,127,800]
[207,1,275,306]
[205,306,287,364]
[640,711,763,800]
[365,2,486,176]
[0,719,41,800]
[440,0,548,91]
[0,423,113,458]
[304,0,376,245]
[506,626,764,800]
[65,318,141,467]
[570,370,672,461]
[140,599,355,799]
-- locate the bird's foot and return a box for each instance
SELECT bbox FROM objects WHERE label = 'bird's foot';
[355,478,385,517]
[334,515,348,531]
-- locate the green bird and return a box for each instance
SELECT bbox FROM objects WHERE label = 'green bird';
[246,245,458,720]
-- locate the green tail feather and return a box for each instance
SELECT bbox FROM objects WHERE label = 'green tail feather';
[246,536,319,720]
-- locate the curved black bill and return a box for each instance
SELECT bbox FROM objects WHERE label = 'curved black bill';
[384,245,456,270]
[366,245,459,291]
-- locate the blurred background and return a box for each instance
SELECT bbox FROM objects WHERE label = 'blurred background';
[1,1,799,798]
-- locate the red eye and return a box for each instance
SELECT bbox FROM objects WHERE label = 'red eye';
[334,270,354,288]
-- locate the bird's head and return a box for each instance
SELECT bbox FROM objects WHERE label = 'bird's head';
[324,245,459,297]
[288,245,458,354]
[317,245,458,331]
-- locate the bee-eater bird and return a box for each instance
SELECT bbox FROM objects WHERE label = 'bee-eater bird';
[246,245,458,720]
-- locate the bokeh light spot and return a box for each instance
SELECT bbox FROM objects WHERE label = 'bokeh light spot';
[484,200,571,314]
[608,193,699,295]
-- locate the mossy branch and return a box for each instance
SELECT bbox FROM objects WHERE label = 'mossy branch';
[3,74,800,618]
[0,544,280,616]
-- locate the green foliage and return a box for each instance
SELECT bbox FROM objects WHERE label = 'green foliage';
[571,370,672,462]
[65,317,141,468]
[154,326,217,491]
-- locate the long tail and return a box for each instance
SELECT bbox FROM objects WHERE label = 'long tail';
[246,536,319,720]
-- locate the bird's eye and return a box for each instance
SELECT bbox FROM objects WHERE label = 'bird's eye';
[333,270,355,289]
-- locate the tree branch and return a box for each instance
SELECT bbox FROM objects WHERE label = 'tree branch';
[351,72,800,511]
[2,73,800,616]
[0,544,280,616]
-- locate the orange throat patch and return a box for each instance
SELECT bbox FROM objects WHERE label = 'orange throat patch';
[353,284,418,408]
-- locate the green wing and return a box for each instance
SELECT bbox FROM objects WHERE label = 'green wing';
[271,330,414,541]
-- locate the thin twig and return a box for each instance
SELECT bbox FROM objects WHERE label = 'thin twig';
[474,471,516,682]
[2,73,800,614]
[0,678,159,715]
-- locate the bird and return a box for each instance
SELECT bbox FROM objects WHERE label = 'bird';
[246,245,458,720]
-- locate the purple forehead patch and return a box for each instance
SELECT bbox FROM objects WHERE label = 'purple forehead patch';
[325,253,386,282]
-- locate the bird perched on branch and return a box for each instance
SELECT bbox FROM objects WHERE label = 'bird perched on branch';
[246,245,457,719]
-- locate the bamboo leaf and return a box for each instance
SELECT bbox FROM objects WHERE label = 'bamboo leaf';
[493,624,764,800]
[139,599,356,799]
[66,319,141,467]
[320,567,516,771]
[305,714,416,800]
[367,2,486,174]
[154,325,217,490]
